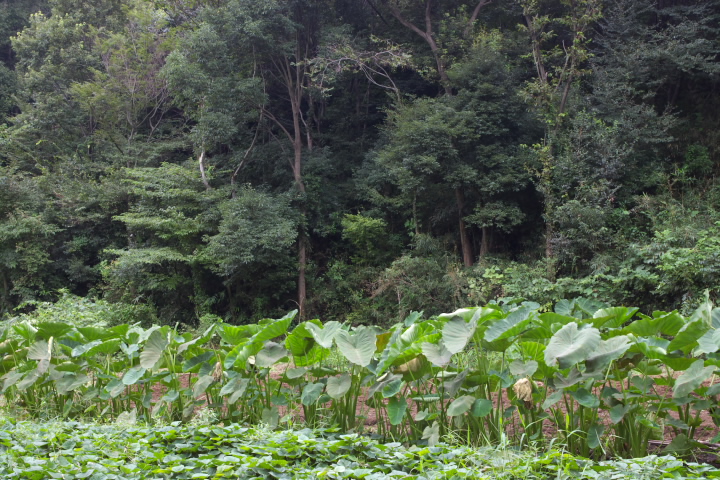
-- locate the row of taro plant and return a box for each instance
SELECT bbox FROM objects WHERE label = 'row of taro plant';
[1,298,720,459]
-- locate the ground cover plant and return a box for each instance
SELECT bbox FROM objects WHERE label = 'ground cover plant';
[2,297,720,465]
[1,419,719,479]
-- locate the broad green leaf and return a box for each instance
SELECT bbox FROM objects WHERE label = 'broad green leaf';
[421,341,453,367]
[255,342,289,368]
[326,373,351,399]
[261,407,279,427]
[442,317,475,354]
[286,367,307,379]
[254,311,296,343]
[668,315,711,354]
[218,324,258,345]
[55,373,89,395]
[509,359,538,377]
[447,395,475,417]
[71,340,102,357]
[552,367,586,389]
[77,326,116,342]
[422,421,440,446]
[183,351,215,372]
[106,378,126,398]
[301,382,324,405]
[673,360,715,399]
[588,424,604,449]
[484,305,534,343]
[569,388,599,408]
[220,375,249,404]
[140,329,169,369]
[122,366,146,386]
[443,370,469,397]
[387,397,407,425]
[404,311,423,326]
[382,378,404,398]
[84,339,122,357]
[696,328,720,355]
[2,370,24,392]
[623,312,684,337]
[542,390,564,409]
[193,374,215,398]
[544,322,600,369]
[471,398,493,418]
[28,339,52,361]
[609,404,632,424]
[592,307,638,329]
[334,327,376,367]
[305,321,342,349]
[36,323,73,341]
[585,336,631,372]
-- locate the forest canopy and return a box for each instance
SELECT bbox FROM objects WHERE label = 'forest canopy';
[1,0,720,326]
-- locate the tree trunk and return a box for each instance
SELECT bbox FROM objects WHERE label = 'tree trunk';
[455,188,473,267]
[479,226,491,257]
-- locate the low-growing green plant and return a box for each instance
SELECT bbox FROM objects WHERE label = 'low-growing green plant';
[2,297,720,462]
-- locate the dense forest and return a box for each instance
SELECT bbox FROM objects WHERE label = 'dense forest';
[1,0,719,327]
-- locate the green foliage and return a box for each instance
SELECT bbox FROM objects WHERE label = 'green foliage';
[2,421,718,479]
[2,297,720,463]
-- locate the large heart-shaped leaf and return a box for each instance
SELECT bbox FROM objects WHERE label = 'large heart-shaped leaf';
[255,342,289,368]
[442,317,475,354]
[304,321,342,349]
[334,327,376,367]
[544,322,600,369]
[585,336,631,372]
[122,366,146,386]
[447,395,475,417]
[55,373,89,395]
[387,397,408,425]
[220,375,250,404]
[484,305,534,343]
[140,329,169,369]
[673,360,715,399]
[326,373,351,399]
[421,341,453,367]
[301,382,325,405]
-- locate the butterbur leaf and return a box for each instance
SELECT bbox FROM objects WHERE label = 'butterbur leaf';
[544,322,600,369]
[673,360,715,399]
[334,327,376,367]
[326,373,351,399]
[388,397,407,425]
[447,395,475,417]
